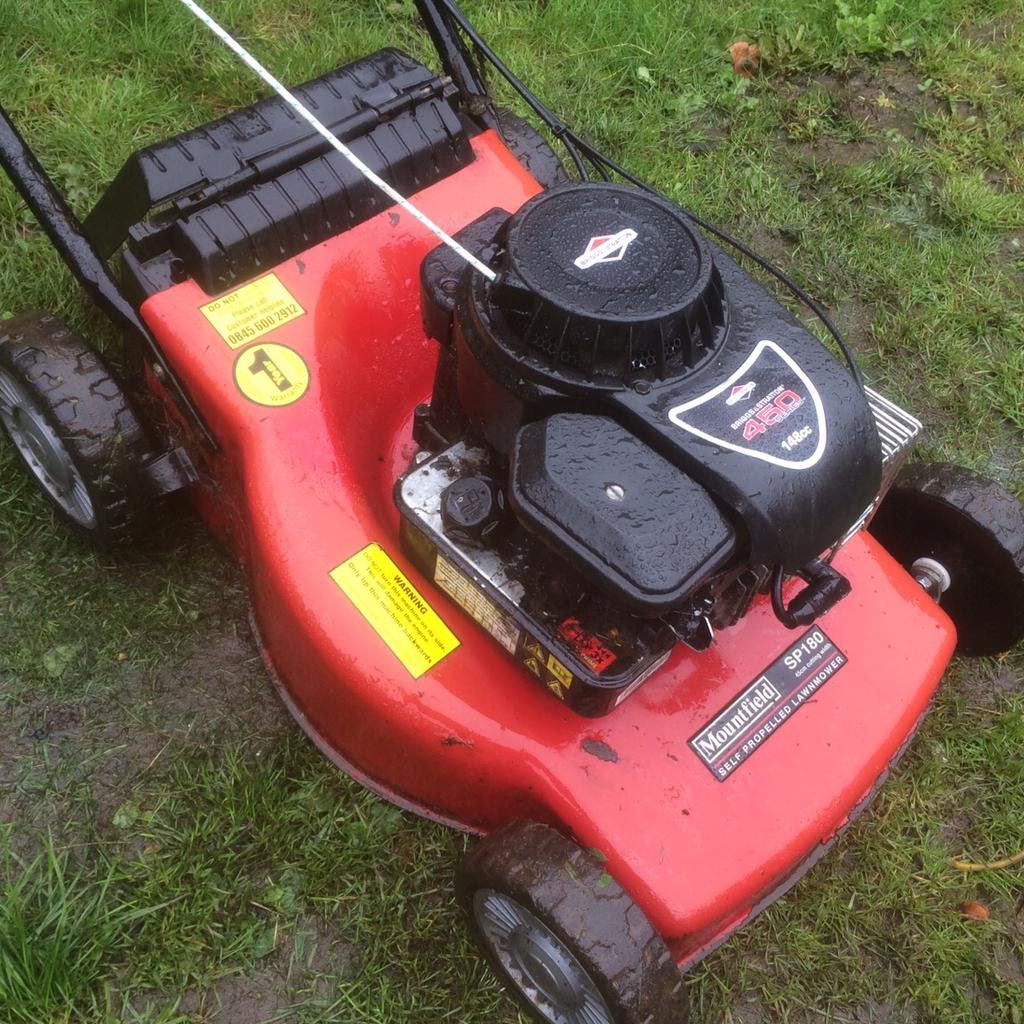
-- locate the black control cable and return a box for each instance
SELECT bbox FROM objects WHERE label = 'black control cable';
[431,0,591,180]
[432,0,866,391]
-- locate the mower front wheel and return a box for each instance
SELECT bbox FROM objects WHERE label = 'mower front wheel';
[0,312,158,547]
[869,462,1024,656]
[456,821,688,1024]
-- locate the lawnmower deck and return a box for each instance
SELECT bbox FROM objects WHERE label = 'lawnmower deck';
[138,130,956,964]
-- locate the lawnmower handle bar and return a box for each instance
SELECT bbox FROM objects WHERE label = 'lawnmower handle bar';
[414,0,492,113]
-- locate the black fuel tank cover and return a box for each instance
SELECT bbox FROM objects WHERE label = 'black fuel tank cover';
[489,183,725,384]
[510,413,737,614]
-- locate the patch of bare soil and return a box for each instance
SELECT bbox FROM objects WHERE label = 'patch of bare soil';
[0,603,287,855]
[832,297,879,357]
[848,1001,920,1024]
[950,642,1023,709]
[991,944,1024,988]
[786,998,921,1024]
[726,995,767,1024]
[820,61,939,137]
[782,59,941,169]
[963,13,1018,47]
[133,914,359,1023]
[997,235,1024,294]
[743,225,800,266]
[797,136,888,168]
[842,63,941,133]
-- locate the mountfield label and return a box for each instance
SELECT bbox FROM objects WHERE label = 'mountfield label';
[689,627,847,781]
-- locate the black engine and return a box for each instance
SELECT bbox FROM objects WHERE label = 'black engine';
[397,183,885,715]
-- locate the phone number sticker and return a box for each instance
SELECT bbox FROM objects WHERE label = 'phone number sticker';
[200,273,306,349]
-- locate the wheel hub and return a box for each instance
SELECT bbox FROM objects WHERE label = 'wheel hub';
[0,367,96,528]
[473,889,613,1024]
[511,927,580,1006]
[911,556,952,602]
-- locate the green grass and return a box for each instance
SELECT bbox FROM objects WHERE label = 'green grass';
[1,1,1023,1022]
[0,833,163,1023]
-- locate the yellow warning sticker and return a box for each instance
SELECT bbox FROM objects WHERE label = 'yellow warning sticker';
[200,273,305,349]
[330,544,460,679]
[547,679,568,701]
[234,343,310,407]
[547,654,573,689]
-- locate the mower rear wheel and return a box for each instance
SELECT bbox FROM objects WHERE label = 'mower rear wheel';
[494,108,569,190]
[456,822,688,1024]
[869,462,1024,656]
[0,312,157,547]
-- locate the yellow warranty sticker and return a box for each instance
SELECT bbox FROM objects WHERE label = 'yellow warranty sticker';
[200,273,305,349]
[234,343,310,407]
[330,544,460,679]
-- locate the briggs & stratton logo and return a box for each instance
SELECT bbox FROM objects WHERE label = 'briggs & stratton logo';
[726,382,756,406]
[574,229,638,270]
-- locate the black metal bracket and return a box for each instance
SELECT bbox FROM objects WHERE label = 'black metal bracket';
[141,446,199,498]
[413,0,494,120]
[0,105,219,449]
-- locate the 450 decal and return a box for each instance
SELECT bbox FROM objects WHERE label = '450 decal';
[668,339,828,471]
[740,389,804,441]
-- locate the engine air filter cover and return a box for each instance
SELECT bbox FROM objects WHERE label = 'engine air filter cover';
[489,183,725,384]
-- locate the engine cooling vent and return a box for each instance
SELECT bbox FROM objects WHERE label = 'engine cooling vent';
[841,387,923,544]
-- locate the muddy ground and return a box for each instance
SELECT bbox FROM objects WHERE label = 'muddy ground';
[2,48,1022,1023]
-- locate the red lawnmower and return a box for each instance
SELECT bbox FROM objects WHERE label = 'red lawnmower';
[2,3,1023,1021]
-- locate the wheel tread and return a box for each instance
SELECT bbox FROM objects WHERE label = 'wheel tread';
[457,821,688,1024]
[870,461,1024,655]
[0,312,157,545]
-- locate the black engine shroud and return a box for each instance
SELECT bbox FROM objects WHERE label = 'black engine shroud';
[398,182,883,715]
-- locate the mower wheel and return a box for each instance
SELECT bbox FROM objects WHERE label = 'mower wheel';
[456,821,688,1024]
[494,108,570,190]
[0,312,158,547]
[869,461,1024,656]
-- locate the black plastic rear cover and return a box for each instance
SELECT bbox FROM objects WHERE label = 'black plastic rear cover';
[105,49,475,298]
